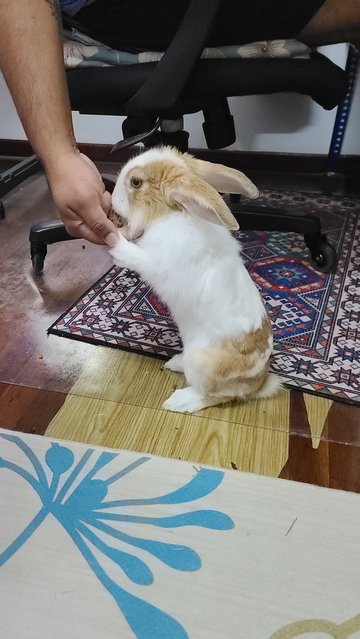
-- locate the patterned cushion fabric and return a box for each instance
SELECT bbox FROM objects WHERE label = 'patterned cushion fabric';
[63,28,311,69]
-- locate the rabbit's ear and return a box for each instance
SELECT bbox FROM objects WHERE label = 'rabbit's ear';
[171,175,240,230]
[188,158,259,198]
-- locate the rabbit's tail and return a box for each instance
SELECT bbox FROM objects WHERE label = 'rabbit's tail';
[255,373,283,399]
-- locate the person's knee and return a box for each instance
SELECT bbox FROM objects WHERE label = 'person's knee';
[299,0,360,46]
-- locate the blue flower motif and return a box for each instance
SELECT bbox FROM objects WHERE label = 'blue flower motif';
[0,434,234,639]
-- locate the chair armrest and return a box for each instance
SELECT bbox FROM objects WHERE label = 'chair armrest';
[125,0,222,114]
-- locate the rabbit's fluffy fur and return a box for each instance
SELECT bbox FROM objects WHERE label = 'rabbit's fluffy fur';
[110,147,281,413]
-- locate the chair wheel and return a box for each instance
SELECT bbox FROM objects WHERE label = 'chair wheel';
[31,244,47,274]
[306,237,337,274]
[32,252,45,275]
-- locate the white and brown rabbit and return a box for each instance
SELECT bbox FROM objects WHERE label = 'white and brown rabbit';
[110,147,281,413]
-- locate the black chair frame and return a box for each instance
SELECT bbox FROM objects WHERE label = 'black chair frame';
[1,0,350,273]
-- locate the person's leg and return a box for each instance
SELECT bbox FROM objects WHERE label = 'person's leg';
[69,0,189,52]
[298,0,360,46]
[71,0,360,51]
[69,0,329,51]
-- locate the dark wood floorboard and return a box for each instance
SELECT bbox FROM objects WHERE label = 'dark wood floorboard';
[0,382,67,435]
[0,170,113,392]
[280,432,360,493]
[280,392,360,492]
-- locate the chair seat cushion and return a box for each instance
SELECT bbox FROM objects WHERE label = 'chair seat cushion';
[67,53,347,118]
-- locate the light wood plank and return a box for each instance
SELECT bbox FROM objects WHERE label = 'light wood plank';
[46,394,289,475]
[303,393,332,448]
[63,346,291,432]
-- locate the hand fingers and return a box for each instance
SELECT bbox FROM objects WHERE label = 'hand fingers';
[102,189,112,212]
[85,213,118,246]
[64,222,104,245]
[64,217,118,246]
[65,203,118,246]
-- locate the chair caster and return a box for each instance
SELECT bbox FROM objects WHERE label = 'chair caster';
[31,245,47,275]
[29,220,75,273]
[304,233,337,274]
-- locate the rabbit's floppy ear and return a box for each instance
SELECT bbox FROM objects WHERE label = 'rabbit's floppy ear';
[170,173,240,230]
[187,157,259,198]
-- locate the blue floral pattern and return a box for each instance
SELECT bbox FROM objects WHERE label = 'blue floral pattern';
[0,434,234,639]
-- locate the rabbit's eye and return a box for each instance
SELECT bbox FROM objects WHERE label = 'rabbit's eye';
[130,176,143,189]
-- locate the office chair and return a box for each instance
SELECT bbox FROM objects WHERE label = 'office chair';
[5,0,351,273]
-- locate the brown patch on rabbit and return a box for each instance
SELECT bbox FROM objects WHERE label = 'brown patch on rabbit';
[125,162,183,219]
[182,154,260,199]
[189,317,274,398]
[124,159,239,231]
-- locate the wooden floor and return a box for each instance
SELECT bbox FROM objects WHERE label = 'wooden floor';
[1,159,360,492]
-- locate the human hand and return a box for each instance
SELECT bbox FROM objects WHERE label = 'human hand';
[46,152,118,246]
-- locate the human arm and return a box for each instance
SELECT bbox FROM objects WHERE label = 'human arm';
[0,0,117,245]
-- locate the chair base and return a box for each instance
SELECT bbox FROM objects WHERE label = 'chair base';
[29,202,337,275]
[228,199,337,273]
[0,155,41,219]
[29,219,76,274]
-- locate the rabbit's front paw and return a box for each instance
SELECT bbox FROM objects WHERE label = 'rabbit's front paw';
[109,231,131,267]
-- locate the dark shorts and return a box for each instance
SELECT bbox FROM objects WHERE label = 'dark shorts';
[73,0,327,52]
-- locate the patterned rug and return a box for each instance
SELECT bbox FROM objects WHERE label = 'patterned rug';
[2,428,360,639]
[49,190,360,405]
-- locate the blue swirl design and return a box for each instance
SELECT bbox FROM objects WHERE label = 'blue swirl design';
[0,434,234,638]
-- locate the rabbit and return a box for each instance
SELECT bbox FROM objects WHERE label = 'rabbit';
[109,146,281,413]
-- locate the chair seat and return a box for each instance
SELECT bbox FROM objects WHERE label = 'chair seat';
[67,53,347,118]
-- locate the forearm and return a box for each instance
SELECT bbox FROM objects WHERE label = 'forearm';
[0,0,77,172]
[0,0,118,246]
